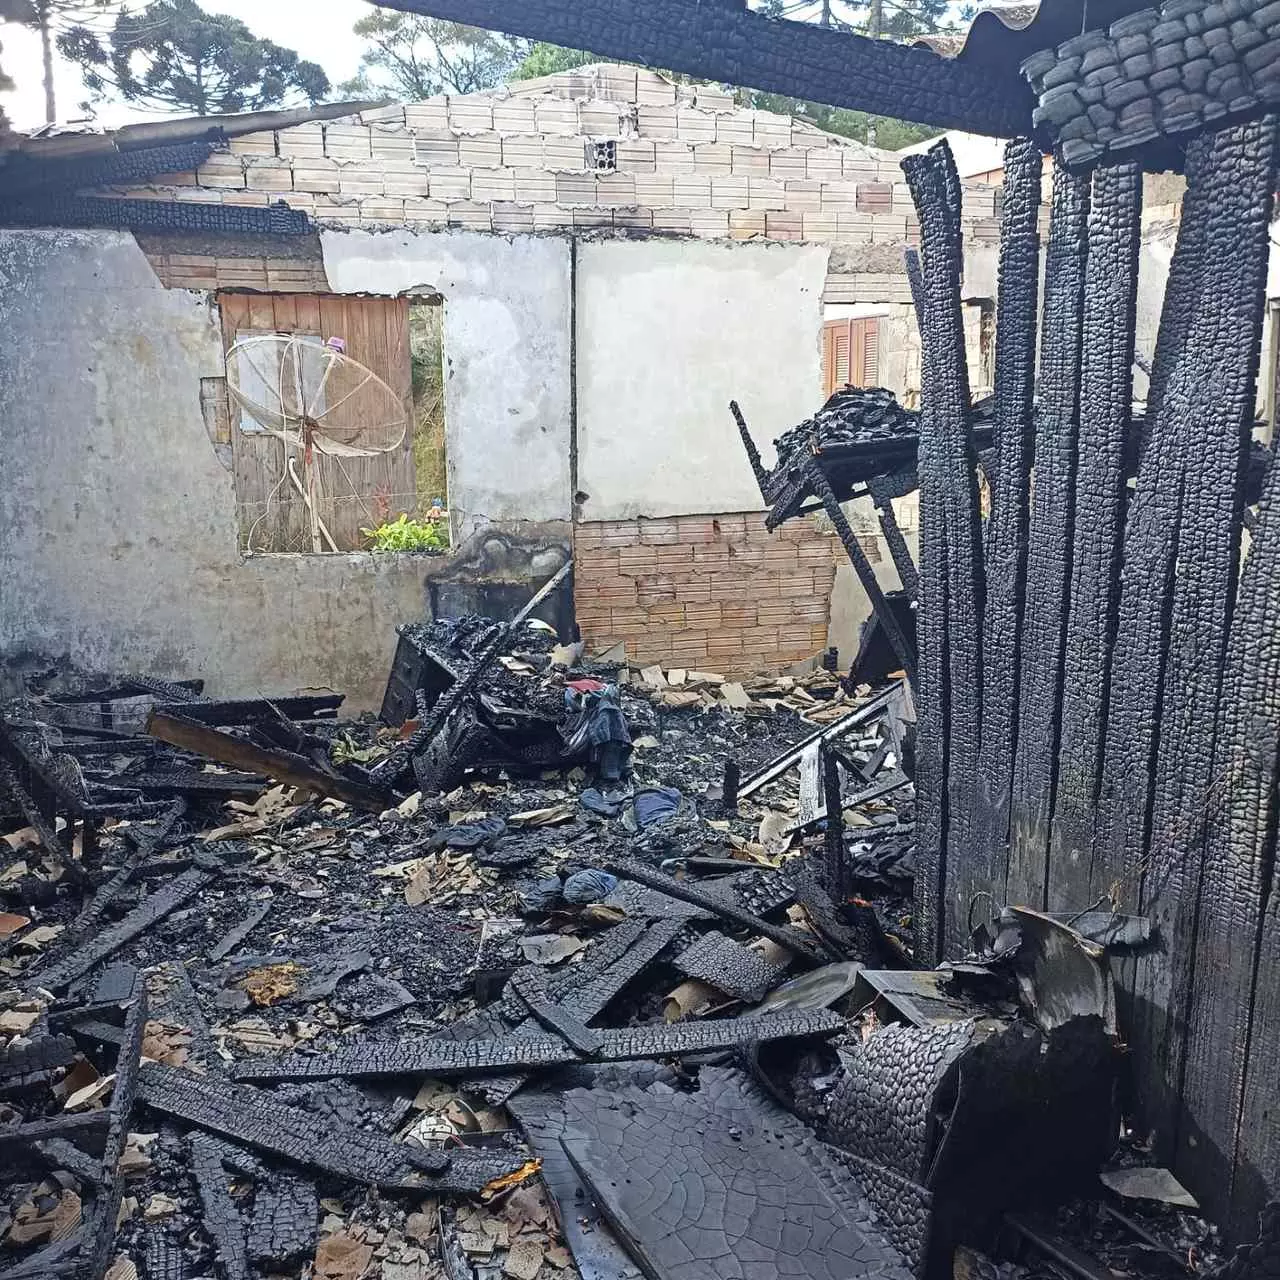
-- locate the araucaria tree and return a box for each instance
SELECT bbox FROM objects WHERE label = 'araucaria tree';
[58,0,330,116]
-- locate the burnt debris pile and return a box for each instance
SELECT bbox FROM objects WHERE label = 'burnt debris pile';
[0,614,1259,1280]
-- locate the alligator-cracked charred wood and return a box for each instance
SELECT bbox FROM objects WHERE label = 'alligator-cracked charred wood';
[604,857,833,965]
[1122,116,1280,1179]
[135,1064,528,1193]
[1048,159,1143,903]
[972,138,1041,885]
[1005,167,1090,909]
[903,140,984,962]
[230,1007,846,1082]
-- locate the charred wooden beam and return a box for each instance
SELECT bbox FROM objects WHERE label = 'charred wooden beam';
[231,1008,845,1081]
[189,1137,250,1280]
[246,1174,317,1268]
[33,867,214,993]
[1005,168,1090,908]
[0,1111,110,1153]
[806,462,916,686]
[1048,160,1143,904]
[866,475,919,598]
[822,744,847,903]
[150,695,343,725]
[972,139,1042,884]
[509,968,605,1055]
[368,0,1033,138]
[604,858,832,965]
[730,400,769,500]
[136,1064,525,1193]
[146,711,390,811]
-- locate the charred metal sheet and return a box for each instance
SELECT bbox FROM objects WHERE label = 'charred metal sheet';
[509,968,604,1055]
[246,1173,317,1268]
[34,868,214,992]
[1192,432,1280,1234]
[136,1064,524,1193]
[508,1073,650,1280]
[1048,159,1143,904]
[826,1022,974,1183]
[604,858,829,965]
[1122,119,1280,1162]
[231,1008,846,1081]
[973,138,1041,881]
[557,1066,914,1280]
[903,140,984,961]
[1005,167,1090,910]
[829,1147,932,1279]
[190,1136,250,1280]
[146,711,389,811]
[673,931,787,1003]
[143,1225,190,1280]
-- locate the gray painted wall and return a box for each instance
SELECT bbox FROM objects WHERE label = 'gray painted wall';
[0,229,428,710]
[575,238,830,520]
[319,228,573,538]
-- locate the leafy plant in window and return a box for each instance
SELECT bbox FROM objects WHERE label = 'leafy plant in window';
[362,513,450,553]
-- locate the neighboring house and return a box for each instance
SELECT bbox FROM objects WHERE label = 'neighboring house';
[0,65,1002,706]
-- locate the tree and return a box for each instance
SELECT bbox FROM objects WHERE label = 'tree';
[340,11,528,99]
[58,0,330,116]
[511,42,592,81]
[16,1,121,124]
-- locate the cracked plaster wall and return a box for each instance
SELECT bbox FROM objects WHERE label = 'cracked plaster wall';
[0,229,427,710]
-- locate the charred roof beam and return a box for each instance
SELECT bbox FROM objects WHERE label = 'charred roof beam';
[368,0,1036,138]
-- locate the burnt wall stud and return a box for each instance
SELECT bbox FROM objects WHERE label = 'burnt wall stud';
[1006,168,1090,909]
[973,137,1043,889]
[1128,115,1278,1161]
[1047,159,1143,904]
[904,141,985,960]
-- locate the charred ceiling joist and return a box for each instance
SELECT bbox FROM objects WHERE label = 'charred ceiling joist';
[370,0,1032,137]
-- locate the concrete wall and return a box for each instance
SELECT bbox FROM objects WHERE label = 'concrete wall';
[319,228,573,538]
[576,238,830,520]
[0,229,428,710]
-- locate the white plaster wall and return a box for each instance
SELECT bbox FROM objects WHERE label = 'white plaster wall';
[320,228,573,537]
[575,239,830,521]
[0,230,427,710]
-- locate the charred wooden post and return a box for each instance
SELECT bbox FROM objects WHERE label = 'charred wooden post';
[721,759,740,815]
[972,138,1042,884]
[1005,168,1090,908]
[806,461,917,686]
[822,743,847,903]
[903,141,984,961]
[730,399,769,498]
[866,474,919,598]
[1048,160,1143,901]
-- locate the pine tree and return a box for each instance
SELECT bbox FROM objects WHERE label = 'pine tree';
[59,0,329,117]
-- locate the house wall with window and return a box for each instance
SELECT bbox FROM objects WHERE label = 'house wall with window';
[0,68,1004,700]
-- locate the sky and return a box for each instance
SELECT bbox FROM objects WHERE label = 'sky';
[0,0,374,129]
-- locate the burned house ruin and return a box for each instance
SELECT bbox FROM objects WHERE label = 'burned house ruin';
[4,0,1280,1277]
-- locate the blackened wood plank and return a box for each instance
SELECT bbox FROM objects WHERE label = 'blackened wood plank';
[1046,159,1143,907]
[1005,169,1090,909]
[973,137,1042,888]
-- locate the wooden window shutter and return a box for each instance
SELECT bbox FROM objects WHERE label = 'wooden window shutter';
[822,317,880,394]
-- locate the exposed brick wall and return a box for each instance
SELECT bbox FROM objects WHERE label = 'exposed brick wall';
[90,63,1001,305]
[144,250,328,292]
[574,511,874,673]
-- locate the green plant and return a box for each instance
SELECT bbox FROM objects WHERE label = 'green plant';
[362,513,450,553]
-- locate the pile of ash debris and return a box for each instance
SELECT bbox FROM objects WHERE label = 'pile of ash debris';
[0,619,1265,1280]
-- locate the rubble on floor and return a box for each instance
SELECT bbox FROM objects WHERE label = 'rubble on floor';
[0,628,1267,1280]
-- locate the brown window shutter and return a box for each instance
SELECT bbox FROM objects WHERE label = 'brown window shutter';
[863,318,879,387]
